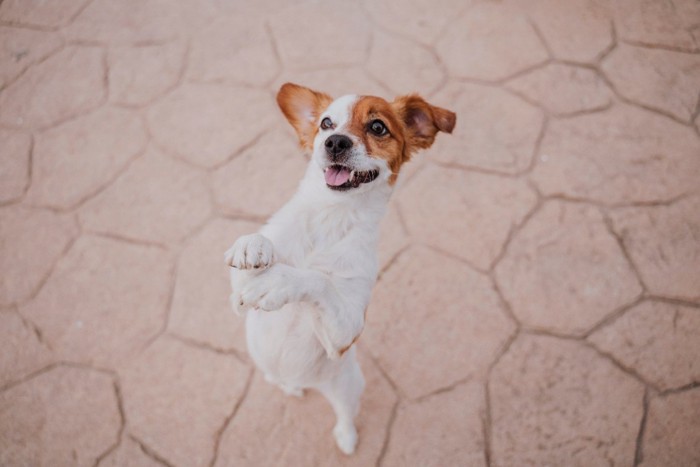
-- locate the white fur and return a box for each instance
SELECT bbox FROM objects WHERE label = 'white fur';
[225,94,393,455]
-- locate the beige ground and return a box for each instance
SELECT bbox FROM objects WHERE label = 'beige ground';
[1,0,700,465]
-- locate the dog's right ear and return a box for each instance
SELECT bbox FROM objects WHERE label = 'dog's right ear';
[277,83,333,149]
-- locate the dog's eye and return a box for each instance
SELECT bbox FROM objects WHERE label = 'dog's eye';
[368,119,388,136]
[320,117,333,130]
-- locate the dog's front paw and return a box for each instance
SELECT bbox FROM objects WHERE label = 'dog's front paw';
[224,234,275,270]
[229,291,250,316]
[240,266,295,311]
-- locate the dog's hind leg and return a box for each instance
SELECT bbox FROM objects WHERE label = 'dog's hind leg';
[316,347,365,455]
[263,373,305,398]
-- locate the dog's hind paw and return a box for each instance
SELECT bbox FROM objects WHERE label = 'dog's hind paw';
[281,385,305,398]
[333,422,358,455]
[225,233,275,270]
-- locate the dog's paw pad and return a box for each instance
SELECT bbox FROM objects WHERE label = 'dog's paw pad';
[225,234,275,270]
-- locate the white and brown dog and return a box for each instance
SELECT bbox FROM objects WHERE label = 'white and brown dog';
[225,83,455,454]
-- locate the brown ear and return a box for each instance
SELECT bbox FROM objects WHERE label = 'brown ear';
[276,83,333,149]
[392,95,456,154]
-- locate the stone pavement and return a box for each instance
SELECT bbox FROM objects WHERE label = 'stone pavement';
[1,0,699,465]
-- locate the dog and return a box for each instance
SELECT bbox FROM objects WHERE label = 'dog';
[224,83,455,454]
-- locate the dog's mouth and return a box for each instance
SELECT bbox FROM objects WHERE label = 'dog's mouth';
[323,165,379,191]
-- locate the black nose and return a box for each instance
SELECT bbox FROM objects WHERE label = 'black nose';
[324,134,353,159]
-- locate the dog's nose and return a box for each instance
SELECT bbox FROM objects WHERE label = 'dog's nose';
[324,134,353,160]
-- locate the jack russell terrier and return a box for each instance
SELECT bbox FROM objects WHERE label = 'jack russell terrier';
[225,83,455,454]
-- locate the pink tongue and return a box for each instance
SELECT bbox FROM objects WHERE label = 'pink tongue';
[324,166,351,186]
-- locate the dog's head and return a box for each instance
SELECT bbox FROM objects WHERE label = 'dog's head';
[277,83,456,192]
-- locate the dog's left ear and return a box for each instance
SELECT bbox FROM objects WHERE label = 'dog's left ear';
[277,83,333,149]
[392,95,456,154]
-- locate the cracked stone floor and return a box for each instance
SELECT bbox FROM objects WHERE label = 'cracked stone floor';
[1,0,699,465]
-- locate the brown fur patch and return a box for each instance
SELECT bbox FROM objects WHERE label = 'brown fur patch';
[277,83,333,149]
[391,94,456,153]
[348,96,408,185]
[347,95,456,184]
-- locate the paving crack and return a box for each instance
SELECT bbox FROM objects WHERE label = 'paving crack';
[101,43,110,104]
[395,159,427,191]
[88,231,169,250]
[392,198,411,239]
[375,399,399,467]
[582,295,645,339]
[429,1,476,48]
[595,20,618,64]
[93,378,126,466]
[168,332,249,365]
[501,85,554,119]
[620,39,699,55]
[0,362,59,393]
[16,309,53,351]
[486,329,520,377]
[645,295,700,309]
[518,329,655,390]
[496,58,552,86]
[1,360,115,393]
[0,41,67,97]
[521,113,549,176]
[261,21,283,88]
[483,379,494,467]
[377,244,409,279]
[527,17,554,59]
[64,38,107,47]
[22,132,33,201]
[9,222,79,310]
[207,128,267,172]
[64,0,97,28]
[208,367,255,467]
[114,39,190,111]
[596,61,698,127]
[446,74,503,89]
[600,209,647,294]
[219,211,269,225]
[422,243,489,274]
[130,434,175,467]
[521,326,584,340]
[488,196,543,274]
[8,45,113,133]
[0,19,59,32]
[163,38,190,103]
[360,345,402,397]
[584,340,657,391]
[633,387,650,466]
[488,279,522,333]
[147,135,213,171]
[26,113,151,214]
[138,251,179,353]
[363,23,374,64]
[691,93,700,122]
[431,159,527,178]
[424,44,450,99]
[413,375,476,404]
[658,380,700,397]
[552,101,615,119]
[540,191,692,209]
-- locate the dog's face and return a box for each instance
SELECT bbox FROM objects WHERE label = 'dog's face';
[277,83,456,192]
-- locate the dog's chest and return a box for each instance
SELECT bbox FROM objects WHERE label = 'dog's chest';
[273,205,378,271]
